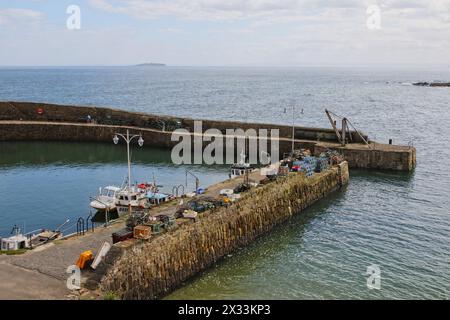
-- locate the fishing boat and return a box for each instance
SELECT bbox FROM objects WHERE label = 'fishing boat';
[30,229,62,246]
[147,191,171,205]
[1,221,68,251]
[28,219,68,246]
[139,179,170,205]
[115,186,151,216]
[90,186,121,211]
[230,151,254,179]
[1,226,29,251]
[230,162,254,179]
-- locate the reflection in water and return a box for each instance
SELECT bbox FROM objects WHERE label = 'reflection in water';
[0,141,173,167]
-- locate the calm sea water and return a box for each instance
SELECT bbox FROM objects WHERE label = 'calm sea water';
[0,142,229,236]
[0,66,449,299]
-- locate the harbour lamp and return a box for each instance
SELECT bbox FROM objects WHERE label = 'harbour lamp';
[113,130,144,190]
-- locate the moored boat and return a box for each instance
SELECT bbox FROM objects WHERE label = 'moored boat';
[115,186,151,216]
[90,186,121,211]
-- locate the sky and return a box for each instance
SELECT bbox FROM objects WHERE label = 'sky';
[0,0,449,66]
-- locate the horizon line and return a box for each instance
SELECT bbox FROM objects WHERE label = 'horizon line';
[0,63,449,69]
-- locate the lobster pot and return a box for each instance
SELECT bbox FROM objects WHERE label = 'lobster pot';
[303,157,317,176]
[134,225,152,240]
[303,156,318,168]
[318,156,330,171]
[298,161,314,177]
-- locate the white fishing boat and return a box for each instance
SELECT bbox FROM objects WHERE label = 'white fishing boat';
[1,226,29,251]
[90,186,121,211]
[1,221,68,251]
[115,186,151,216]
[230,162,254,179]
[230,151,254,179]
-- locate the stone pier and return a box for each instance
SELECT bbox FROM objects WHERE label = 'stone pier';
[0,101,416,171]
[99,162,349,299]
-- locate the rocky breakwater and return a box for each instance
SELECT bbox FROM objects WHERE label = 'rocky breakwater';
[99,162,349,299]
[413,82,450,87]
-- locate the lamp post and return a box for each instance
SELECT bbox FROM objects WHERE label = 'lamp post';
[113,129,144,190]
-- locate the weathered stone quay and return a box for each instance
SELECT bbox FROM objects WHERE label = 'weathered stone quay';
[98,162,349,299]
[0,101,416,171]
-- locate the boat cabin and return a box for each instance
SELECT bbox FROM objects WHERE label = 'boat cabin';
[115,187,150,215]
[101,186,121,197]
[147,192,170,205]
[90,185,121,211]
[230,163,254,179]
[1,234,30,251]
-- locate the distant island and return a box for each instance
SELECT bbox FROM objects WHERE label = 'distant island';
[134,63,166,67]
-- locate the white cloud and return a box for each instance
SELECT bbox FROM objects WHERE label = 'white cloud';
[0,8,44,25]
[88,0,368,20]
[1,1,450,66]
[87,0,450,26]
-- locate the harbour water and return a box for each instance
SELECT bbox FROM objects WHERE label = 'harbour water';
[0,66,449,299]
[0,141,229,236]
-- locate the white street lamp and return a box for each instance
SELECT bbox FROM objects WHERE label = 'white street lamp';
[112,129,144,190]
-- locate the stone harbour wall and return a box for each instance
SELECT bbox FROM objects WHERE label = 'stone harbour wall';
[99,162,349,299]
[0,101,416,171]
[0,101,367,142]
[314,144,416,172]
[0,120,415,171]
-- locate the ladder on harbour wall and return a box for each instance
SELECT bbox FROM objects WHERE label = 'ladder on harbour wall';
[76,212,96,236]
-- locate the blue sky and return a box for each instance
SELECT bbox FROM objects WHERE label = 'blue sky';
[1,0,449,66]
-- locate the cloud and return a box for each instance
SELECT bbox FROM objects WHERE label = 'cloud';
[87,0,369,20]
[2,1,450,66]
[87,0,450,24]
[0,8,44,25]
